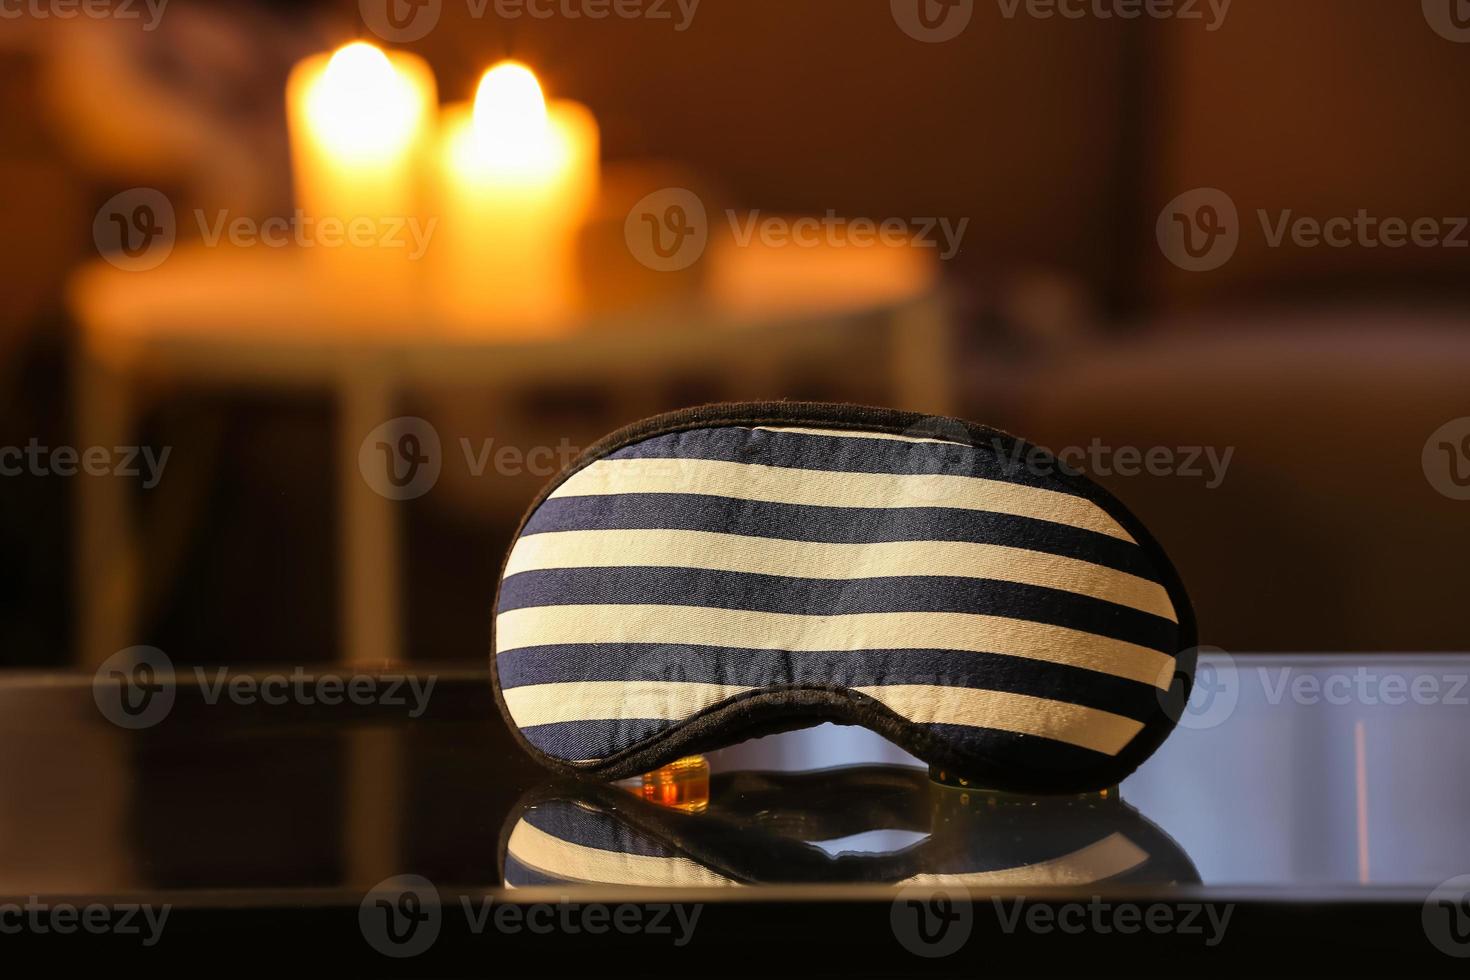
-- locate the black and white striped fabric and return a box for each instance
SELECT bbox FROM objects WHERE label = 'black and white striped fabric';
[504,798,742,889]
[504,805,1154,888]
[499,769,1200,888]
[492,404,1196,793]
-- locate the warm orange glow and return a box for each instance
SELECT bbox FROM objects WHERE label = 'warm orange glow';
[637,756,711,812]
[286,42,436,305]
[471,61,552,172]
[305,42,420,162]
[433,59,600,329]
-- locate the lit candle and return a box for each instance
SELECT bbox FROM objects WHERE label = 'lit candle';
[434,61,599,331]
[286,41,436,304]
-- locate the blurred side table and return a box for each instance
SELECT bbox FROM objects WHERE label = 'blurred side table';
[69,242,952,668]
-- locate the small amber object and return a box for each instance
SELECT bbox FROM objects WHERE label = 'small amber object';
[638,755,710,812]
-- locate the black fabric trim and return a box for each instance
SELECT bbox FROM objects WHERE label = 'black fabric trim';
[489,401,1199,795]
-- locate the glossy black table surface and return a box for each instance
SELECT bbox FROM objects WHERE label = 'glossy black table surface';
[5,653,1469,973]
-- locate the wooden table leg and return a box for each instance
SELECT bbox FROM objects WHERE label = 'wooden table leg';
[338,371,402,666]
[74,347,143,668]
[890,292,956,417]
[339,371,407,887]
[345,726,403,887]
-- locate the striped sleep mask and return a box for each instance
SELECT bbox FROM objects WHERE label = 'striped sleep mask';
[499,767,1200,888]
[492,403,1197,794]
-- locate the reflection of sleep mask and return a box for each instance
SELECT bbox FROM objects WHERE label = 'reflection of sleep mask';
[498,767,1200,888]
[492,403,1197,794]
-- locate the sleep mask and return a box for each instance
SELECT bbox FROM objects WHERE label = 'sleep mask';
[491,402,1197,794]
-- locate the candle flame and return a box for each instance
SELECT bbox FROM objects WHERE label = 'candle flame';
[471,61,552,171]
[308,41,417,161]
[327,41,394,88]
